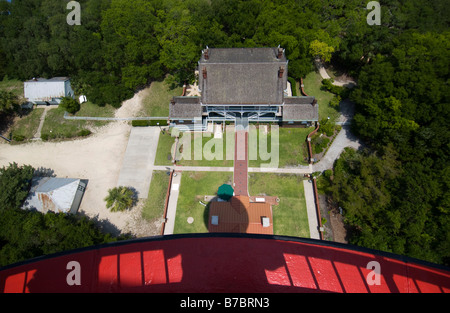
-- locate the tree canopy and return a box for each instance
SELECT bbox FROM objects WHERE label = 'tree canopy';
[0,163,126,267]
[328,29,450,265]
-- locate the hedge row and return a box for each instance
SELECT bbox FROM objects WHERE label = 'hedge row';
[288,77,298,96]
[41,129,91,141]
[131,120,168,127]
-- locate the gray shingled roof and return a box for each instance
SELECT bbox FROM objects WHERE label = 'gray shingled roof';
[282,97,319,121]
[201,47,287,63]
[199,48,287,105]
[169,97,203,119]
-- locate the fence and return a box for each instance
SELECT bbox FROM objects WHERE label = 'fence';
[63,111,168,121]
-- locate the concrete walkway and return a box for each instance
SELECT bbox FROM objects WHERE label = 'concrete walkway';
[117,127,160,198]
[33,106,54,139]
[163,171,182,235]
[152,165,312,174]
[303,180,320,239]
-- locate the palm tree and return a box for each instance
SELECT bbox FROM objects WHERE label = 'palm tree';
[104,186,136,212]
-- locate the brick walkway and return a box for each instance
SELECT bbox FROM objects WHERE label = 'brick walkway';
[233,130,248,196]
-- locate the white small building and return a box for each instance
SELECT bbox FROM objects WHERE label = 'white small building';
[24,77,75,105]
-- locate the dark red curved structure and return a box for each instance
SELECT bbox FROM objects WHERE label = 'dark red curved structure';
[1,234,449,293]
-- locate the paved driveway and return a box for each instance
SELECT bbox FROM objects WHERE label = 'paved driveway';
[117,127,160,198]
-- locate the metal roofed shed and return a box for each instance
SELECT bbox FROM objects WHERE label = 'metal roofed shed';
[22,177,87,214]
[24,77,75,105]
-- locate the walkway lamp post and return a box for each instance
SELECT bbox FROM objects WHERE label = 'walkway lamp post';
[157,122,164,134]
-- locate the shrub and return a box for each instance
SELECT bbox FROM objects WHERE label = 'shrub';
[319,118,336,137]
[60,97,80,114]
[312,135,330,154]
[13,134,25,142]
[132,120,150,127]
[78,129,91,137]
[321,79,351,98]
[323,169,333,179]
[329,95,341,109]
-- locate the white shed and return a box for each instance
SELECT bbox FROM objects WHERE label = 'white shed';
[22,177,87,214]
[24,77,75,105]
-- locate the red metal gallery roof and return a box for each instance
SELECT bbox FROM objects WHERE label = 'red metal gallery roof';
[0,234,449,293]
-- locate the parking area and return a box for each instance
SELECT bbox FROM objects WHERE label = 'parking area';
[117,127,161,198]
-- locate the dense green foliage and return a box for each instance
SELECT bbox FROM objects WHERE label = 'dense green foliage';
[0,91,19,117]
[333,30,450,266]
[0,163,124,267]
[0,163,34,211]
[0,0,374,106]
[60,97,80,114]
[326,7,448,265]
[0,208,119,267]
[0,0,449,265]
[2,0,447,106]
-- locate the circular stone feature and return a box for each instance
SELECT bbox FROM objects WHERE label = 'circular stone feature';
[187,217,194,224]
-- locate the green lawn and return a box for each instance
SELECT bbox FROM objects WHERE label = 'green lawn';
[177,132,234,167]
[173,171,310,237]
[157,126,311,168]
[303,71,339,121]
[156,130,234,167]
[75,101,115,117]
[142,170,170,222]
[174,171,233,234]
[139,76,184,117]
[41,107,108,140]
[154,130,177,165]
[248,126,311,168]
[249,173,310,238]
[10,108,44,141]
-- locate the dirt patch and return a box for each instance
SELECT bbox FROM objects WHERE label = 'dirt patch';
[0,86,155,237]
[122,200,163,237]
[329,208,347,244]
[114,87,147,118]
[319,194,348,243]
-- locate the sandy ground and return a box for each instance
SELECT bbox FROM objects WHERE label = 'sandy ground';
[0,87,155,236]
